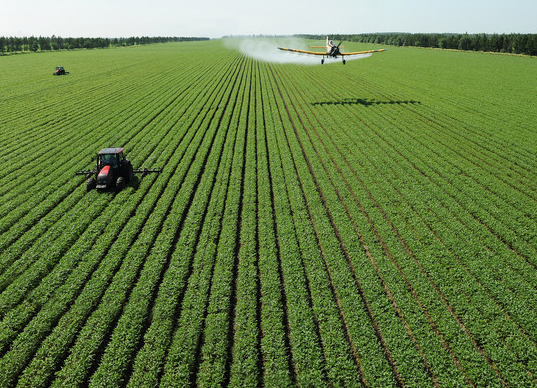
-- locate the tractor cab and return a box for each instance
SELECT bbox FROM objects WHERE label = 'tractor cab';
[94,148,133,191]
[97,148,125,170]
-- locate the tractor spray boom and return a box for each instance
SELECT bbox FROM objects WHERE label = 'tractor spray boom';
[75,148,161,191]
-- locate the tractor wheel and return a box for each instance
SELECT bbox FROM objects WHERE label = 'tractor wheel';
[86,177,96,191]
[116,177,125,191]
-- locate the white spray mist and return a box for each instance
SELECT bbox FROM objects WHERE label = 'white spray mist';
[223,37,373,65]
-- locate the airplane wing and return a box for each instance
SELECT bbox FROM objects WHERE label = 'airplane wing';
[278,47,325,56]
[341,48,387,56]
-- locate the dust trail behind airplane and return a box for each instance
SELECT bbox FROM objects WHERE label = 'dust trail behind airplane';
[224,37,372,65]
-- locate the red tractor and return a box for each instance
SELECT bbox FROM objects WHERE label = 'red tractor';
[76,148,161,191]
[53,66,69,75]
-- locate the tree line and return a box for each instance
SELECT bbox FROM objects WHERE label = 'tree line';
[298,33,537,56]
[0,36,210,54]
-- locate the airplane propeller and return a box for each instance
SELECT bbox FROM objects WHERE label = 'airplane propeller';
[334,42,343,55]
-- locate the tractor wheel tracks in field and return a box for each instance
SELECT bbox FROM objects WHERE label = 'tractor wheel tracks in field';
[193,68,259,387]
[223,59,261,387]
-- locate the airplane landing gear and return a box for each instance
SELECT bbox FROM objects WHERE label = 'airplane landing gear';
[342,59,346,65]
[321,58,324,65]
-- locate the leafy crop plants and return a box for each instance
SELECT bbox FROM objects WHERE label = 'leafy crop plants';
[1,39,537,387]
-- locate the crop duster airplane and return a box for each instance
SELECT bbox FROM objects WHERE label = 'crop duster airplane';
[278,37,387,64]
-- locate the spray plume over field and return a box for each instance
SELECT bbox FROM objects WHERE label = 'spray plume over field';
[224,37,372,64]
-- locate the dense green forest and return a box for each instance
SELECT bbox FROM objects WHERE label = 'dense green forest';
[0,36,209,54]
[3,33,535,56]
[299,33,537,56]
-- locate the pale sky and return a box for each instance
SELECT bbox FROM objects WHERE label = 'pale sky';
[2,0,536,38]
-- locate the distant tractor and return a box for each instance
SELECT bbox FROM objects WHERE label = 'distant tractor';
[53,66,69,75]
[76,148,162,192]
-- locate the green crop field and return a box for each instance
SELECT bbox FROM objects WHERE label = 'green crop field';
[1,39,537,387]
